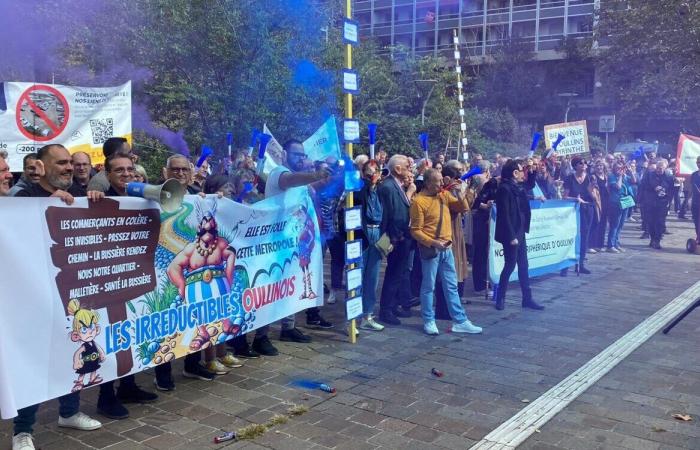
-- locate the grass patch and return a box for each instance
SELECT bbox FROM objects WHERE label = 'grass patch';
[236,423,268,440]
[267,414,289,426]
[286,404,309,416]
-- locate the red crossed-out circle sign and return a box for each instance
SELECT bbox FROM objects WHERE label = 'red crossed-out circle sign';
[15,84,70,142]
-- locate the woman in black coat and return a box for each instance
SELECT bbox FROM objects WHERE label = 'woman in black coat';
[471,164,498,293]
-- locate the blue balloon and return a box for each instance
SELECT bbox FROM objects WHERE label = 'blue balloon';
[226,132,233,146]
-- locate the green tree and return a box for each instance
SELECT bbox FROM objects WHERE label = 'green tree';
[596,0,700,131]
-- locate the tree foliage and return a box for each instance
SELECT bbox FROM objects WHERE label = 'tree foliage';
[596,0,700,130]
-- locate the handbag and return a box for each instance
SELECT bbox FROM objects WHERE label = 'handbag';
[619,195,635,209]
[375,233,394,258]
[418,198,444,260]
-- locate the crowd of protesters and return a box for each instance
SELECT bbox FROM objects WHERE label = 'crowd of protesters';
[1,137,698,450]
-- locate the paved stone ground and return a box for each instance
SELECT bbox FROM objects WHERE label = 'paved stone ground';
[2,213,700,450]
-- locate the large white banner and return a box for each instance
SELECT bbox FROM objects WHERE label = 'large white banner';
[0,81,132,170]
[0,187,323,418]
[488,200,580,284]
[676,133,700,176]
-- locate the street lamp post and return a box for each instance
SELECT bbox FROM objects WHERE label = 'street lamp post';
[558,92,578,122]
[415,79,438,126]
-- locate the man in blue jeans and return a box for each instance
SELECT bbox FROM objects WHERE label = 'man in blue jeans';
[409,169,483,336]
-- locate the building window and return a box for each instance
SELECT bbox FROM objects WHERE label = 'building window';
[462,0,484,16]
[416,31,436,51]
[567,15,593,35]
[372,7,391,27]
[394,6,413,25]
[512,21,536,38]
[438,0,459,19]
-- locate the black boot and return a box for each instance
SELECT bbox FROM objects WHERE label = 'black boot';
[495,286,505,311]
[521,289,544,310]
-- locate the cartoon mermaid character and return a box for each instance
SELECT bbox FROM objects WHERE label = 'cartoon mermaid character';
[67,299,105,392]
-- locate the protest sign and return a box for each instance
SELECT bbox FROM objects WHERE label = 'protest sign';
[675,133,700,176]
[544,120,589,156]
[260,117,342,178]
[488,200,580,284]
[0,81,131,170]
[0,187,323,418]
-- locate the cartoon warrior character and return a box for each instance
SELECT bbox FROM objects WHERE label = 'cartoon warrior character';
[68,299,105,392]
[291,205,317,299]
[167,199,238,350]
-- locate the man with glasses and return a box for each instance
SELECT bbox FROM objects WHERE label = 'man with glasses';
[377,154,414,325]
[97,154,160,418]
[164,154,200,194]
[265,139,334,343]
[88,137,135,192]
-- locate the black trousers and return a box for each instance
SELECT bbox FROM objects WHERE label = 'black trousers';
[496,232,530,301]
[648,203,668,242]
[379,238,412,314]
[578,204,594,265]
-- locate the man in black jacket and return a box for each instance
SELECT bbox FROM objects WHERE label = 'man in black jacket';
[494,159,544,311]
[377,154,413,325]
[640,158,674,249]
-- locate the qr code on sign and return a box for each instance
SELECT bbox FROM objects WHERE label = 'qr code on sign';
[89,118,114,145]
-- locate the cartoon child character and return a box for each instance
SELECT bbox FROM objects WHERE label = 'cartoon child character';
[291,205,317,299]
[67,299,105,392]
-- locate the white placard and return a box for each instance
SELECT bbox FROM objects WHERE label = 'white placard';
[343,71,358,92]
[343,120,360,143]
[344,207,362,231]
[345,296,363,320]
[343,20,358,44]
[345,240,362,261]
[543,120,590,156]
[346,267,362,291]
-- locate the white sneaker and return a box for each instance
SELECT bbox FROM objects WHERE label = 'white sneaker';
[616,246,626,253]
[206,359,231,375]
[588,248,597,254]
[606,247,620,253]
[359,316,385,331]
[424,321,439,336]
[57,411,102,431]
[12,433,34,450]
[327,290,343,304]
[452,320,483,334]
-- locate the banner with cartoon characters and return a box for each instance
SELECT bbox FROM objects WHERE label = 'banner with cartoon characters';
[0,187,323,418]
[0,81,132,171]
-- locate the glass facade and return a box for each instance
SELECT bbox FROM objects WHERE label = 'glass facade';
[354,0,596,58]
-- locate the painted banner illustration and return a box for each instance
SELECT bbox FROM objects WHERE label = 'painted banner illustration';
[0,187,323,418]
[0,81,132,170]
[488,200,580,284]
